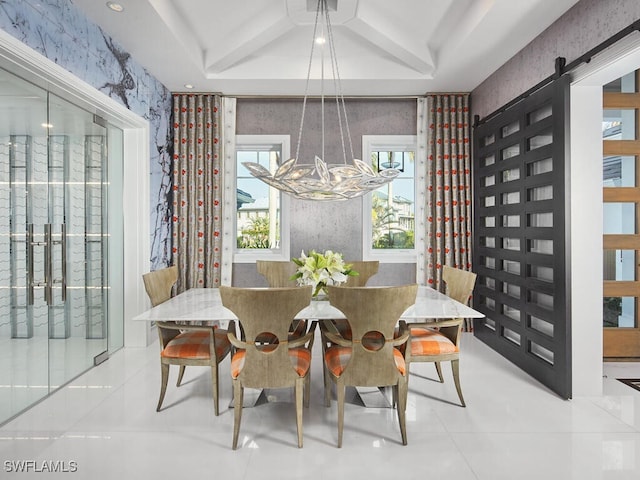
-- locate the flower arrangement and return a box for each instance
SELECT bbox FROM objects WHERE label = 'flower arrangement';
[291,250,358,297]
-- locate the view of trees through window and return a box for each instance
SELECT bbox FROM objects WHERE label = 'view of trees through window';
[370,150,415,249]
[236,149,281,250]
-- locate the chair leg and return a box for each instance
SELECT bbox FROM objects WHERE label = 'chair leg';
[232,381,243,450]
[451,359,466,407]
[157,363,170,412]
[397,377,408,445]
[210,364,220,416]
[295,377,304,448]
[323,359,332,407]
[176,365,186,386]
[304,372,311,408]
[435,361,444,383]
[337,381,345,448]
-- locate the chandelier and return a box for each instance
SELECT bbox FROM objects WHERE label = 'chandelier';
[242,0,400,201]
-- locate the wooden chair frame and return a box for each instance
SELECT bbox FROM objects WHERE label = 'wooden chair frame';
[143,266,231,416]
[321,284,418,447]
[407,265,477,407]
[220,286,315,449]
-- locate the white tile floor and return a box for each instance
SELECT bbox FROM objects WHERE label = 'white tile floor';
[2,333,640,479]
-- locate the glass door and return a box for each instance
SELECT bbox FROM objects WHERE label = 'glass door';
[0,67,111,423]
[602,69,640,358]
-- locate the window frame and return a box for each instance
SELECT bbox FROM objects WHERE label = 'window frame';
[232,134,290,264]
[362,135,418,263]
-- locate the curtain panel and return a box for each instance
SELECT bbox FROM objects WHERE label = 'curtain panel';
[424,94,473,293]
[172,94,223,292]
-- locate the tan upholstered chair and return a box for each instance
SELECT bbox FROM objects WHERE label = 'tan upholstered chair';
[256,260,306,339]
[256,260,298,287]
[407,265,477,407]
[321,284,418,447]
[143,266,231,416]
[343,260,379,287]
[220,286,315,449]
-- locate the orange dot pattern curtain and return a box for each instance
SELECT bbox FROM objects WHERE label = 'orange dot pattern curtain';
[172,94,223,292]
[425,94,473,292]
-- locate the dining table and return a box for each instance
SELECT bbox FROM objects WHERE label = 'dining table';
[133,285,485,324]
[134,285,485,408]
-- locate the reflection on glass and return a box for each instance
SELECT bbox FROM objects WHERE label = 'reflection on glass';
[603,155,635,187]
[502,168,520,182]
[481,236,495,248]
[603,109,636,140]
[528,104,552,124]
[503,260,520,275]
[528,239,553,255]
[502,144,520,160]
[503,238,520,251]
[528,132,552,150]
[529,315,554,337]
[484,195,495,207]
[528,157,552,176]
[528,185,553,201]
[603,250,635,281]
[603,296,636,328]
[502,191,520,205]
[502,215,520,227]
[603,203,636,234]
[529,265,553,283]
[483,154,495,166]
[502,121,520,137]
[528,212,553,227]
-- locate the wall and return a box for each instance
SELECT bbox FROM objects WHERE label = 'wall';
[472,0,640,120]
[0,0,173,269]
[234,97,417,286]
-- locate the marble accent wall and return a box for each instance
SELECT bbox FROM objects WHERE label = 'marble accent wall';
[472,0,640,120]
[235,97,418,286]
[0,0,173,269]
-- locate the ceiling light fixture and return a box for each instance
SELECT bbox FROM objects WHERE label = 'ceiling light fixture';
[184,84,194,89]
[242,0,399,201]
[106,2,124,13]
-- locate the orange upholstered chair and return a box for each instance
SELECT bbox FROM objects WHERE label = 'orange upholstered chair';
[220,286,315,449]
[321,284,417,447]
[407,265,477,407]
[143,266,231,416]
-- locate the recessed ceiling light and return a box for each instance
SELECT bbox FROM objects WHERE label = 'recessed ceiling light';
[106,2,124,13]
[41,123,53,129]
[184,84,194,89]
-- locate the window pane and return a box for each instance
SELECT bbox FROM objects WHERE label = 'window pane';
[604,297,636,328]
[603,250,636,281]
[371,150,415,250]
[603,155,636,187]
[603,202,636,234]
[236,149,281,249]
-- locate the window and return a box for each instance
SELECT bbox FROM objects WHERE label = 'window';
[362,135,417,262]
[233,135,290,263]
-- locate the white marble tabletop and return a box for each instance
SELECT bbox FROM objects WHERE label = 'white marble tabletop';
[133,286,484,323]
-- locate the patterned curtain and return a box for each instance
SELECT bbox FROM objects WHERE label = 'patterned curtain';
[424,94,473,303]
[172,94,223,292]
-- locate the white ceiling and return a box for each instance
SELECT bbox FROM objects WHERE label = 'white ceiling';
[72,0,580,96]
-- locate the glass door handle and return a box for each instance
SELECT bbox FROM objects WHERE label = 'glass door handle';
[44,223,52,306]
[60,224,66,302]
[27,223,34,306]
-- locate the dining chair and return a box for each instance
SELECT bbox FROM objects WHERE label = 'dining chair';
[256,260,298,287]
[219,286,316,449]
[143,266,231,416]
[321,284,418,447]
[407,265,477,407]
[256,260,306,339]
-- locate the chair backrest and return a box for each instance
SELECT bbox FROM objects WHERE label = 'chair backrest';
[442,266,477,305]
[142,266,178,307]
[219,286,312,388]
[326,284,417,386]
[343,260,379,287]
[256,260,298,287]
